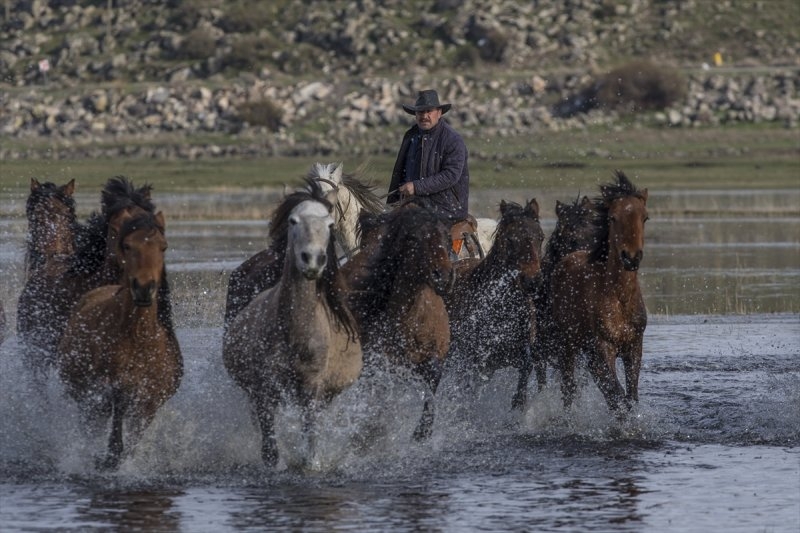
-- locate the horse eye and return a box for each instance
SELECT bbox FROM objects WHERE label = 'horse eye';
[644,216,650,223]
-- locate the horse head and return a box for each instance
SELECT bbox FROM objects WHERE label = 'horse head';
[493,198,545,281]
[26,178,76,262]
[601,171,649,271]
[287,199,335,280]
[118,211,167,307]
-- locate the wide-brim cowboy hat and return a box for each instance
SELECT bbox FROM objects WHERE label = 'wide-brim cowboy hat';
[402,89,452,115]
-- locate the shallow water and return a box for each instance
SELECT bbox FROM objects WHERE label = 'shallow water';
[1,316,798,531]
[1,188,799,531]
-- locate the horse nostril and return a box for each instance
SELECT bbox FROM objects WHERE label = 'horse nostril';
[318,253,327,267]
[301,252,311,264]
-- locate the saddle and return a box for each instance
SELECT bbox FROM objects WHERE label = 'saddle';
[451,214,484,259]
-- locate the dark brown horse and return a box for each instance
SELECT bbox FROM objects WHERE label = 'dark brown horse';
[57,211,181,469]
[17,178,78,373]
[38,177,155,362]
[531,194,596,390]
[224,163,383,329]
[223,180,362,467]
[446,199,545,410]
[345,206,454,440]
[549,170,649,413]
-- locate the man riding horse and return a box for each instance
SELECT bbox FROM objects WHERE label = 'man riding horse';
[387,89,480,258]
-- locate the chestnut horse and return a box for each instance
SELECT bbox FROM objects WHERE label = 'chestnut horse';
[345,206,454,440]
[224,162,383,329]
[531,194,596,390]
[549,171,649,413]
[23,176,156,363]
[17,178,78,374]
[57,211,181,469]
[223,180,362,467]
[446,199,545,410]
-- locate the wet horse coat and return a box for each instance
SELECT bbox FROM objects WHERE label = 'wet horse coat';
[57,211,181,469]
[345,206,454,440]
[446,199,545,410]
[223,183,362,467]
[549,171,649,412]
[17,178,78,373]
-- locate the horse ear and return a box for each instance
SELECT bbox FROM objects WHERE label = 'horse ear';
[580,195,592,207]
[62,179,76,197]
[31,177,41,191]
[332,162,343,183]
[526,198,540,218]
[555,200,565,217]
[155,211,166,230]
[499,199,509,216]
[641,188,649,203]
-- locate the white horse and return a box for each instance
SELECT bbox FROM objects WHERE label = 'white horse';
[223,183,363,467]
[305,162,384,262]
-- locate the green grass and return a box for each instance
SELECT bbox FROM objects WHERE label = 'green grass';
[1,124,797,195]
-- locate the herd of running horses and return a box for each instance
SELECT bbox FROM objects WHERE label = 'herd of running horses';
[9,163,649,468]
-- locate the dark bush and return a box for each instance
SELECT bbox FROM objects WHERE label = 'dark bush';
[222,35,274,71]
[465,16,508,63]
[595,60,687,112]
[238,98,283,131]
[178,28,216,60]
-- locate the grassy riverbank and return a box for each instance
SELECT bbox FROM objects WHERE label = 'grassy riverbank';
[1,124,797,199]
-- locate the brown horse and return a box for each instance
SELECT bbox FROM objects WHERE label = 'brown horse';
[223,180,362,467]
[549,170,649,413]
[531,194,596,390]
[224,162,383,329]
[446,199,545,410]
[345,205,454,440]
[22,176,156,364]
[57,211,181,469]
[17,178,78,374]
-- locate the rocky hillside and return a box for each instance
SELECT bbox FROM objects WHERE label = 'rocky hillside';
[1,0,798,159]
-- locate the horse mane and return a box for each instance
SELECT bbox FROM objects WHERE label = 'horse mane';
[588,170,645,263]
[359,207,448,314]
[341,173,384,215]
[319,227,360,342]
[118,212,175,336]
[70,176,155,275]
[306,162,384,216]
[268,177,333,257]
[25,180,77,270]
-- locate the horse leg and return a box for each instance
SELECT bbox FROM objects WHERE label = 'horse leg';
[100,393,125,470]
[255,394,279,467]
[531,335,549,392]
[412,358,443,441]
[622,339,643,404]
[558,341,578,410]
[587,343,630,413]
[511,348,533,411]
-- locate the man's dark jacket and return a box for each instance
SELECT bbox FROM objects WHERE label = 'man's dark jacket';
[387,119,469,221]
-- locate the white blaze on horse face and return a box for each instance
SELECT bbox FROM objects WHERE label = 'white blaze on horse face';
[289,201,334,280]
